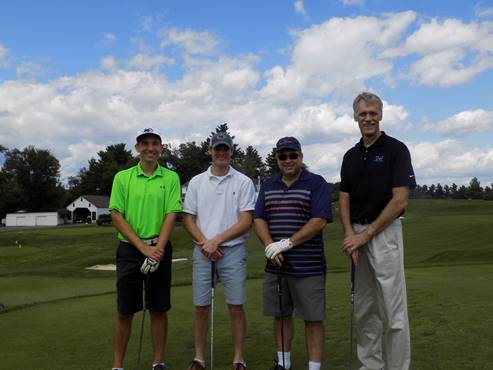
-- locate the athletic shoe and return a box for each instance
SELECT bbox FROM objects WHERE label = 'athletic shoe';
[188,360,206,370]
[270,359,291,370]
[152,364,166,370]
[233,362,246,370]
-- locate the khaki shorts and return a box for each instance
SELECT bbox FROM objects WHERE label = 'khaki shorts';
[263,272,326,321]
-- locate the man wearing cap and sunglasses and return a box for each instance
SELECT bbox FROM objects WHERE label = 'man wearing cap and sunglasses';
[109,127,182,370]
[254,137,332,370]
[183,132,256,370]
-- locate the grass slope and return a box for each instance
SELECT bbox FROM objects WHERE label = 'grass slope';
[0,199,492,369]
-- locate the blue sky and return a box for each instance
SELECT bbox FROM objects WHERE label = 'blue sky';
[1,0,493,186]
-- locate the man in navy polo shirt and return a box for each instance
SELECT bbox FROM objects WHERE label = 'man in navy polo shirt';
[340,92,415,370]
[254,137,332,370]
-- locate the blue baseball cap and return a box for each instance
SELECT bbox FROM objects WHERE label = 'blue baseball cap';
[276,136,301,152]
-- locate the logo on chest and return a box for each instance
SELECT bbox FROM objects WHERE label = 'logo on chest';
[373,155,384,163]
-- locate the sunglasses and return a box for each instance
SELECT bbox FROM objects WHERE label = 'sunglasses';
[277,153,299,161]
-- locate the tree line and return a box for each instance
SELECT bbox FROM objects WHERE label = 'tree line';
[1,124,492,218]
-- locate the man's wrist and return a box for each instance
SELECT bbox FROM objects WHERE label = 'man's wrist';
[365,224,376,239]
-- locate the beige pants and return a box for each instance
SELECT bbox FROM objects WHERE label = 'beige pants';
[354,219,411,370]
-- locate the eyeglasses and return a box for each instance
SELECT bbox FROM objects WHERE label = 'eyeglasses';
[277,153,299,161]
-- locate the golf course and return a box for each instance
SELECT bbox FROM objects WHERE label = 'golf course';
[0,199,492,370]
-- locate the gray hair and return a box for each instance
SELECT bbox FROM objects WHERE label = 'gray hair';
[353,92,383,119]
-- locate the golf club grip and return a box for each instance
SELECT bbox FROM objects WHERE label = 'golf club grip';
[211,261,216,287]
[351,262,355,292]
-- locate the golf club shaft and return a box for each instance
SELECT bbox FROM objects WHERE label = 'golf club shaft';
[349,261,355,370]
[277,266,285,369]
[137,274,149,370]
[211,261,216,370]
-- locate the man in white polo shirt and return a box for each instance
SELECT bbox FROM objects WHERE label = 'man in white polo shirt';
[183,132,256,370]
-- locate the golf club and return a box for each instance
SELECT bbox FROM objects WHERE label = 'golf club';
[137,274,150,370]
[277,265,285,369]
[348,261,355,370]
[210,261,216,370]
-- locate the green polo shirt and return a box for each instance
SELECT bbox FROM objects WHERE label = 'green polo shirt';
[109,163,182,240]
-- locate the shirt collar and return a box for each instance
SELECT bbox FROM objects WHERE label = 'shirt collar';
[274,168,310,184]
[356,131,387,151]
[207,165,234,179]
[136,163,164,178]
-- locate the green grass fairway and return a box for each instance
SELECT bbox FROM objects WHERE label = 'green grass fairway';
[1,199,492,369]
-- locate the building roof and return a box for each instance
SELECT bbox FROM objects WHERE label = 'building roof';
[83,195,110,208]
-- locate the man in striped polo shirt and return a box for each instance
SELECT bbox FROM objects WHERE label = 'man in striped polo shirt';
[254,137,332,370]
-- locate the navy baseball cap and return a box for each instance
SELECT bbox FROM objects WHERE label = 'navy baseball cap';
[211,132,233,149]
[276,136,301,152]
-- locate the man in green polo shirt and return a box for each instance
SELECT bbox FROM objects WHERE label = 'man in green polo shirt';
[109,127,182,370]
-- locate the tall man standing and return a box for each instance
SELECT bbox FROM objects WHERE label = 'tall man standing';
[183,132,256,370]
[254,137,332,370]
[340,92,415,370]
[110,127,182,370]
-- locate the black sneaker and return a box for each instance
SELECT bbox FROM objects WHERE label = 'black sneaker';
[270,359,291,370]
[152,364,166,370]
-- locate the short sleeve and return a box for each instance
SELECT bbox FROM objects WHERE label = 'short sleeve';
[253,183,267,220]
[239,178,256,212]
[339,152,351,193]
[310,176,333,222]
[109,172,125,213]
[183,177,198,215]
[391,143,416,189]
[165,171,183,214]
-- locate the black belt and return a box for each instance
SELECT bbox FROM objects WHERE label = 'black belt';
[354,218,372,224]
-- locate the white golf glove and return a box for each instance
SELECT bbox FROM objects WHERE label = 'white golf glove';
[140,257,160,274]
[265,239,293,259]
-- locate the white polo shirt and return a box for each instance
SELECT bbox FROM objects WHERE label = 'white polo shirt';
[183,166,256,246]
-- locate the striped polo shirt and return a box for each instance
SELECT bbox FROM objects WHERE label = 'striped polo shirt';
[254,169,332,277]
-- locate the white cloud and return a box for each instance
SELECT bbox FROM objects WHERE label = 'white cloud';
[385,18,493,86]
[100,55,118,71]
[158,28,219,55]
[294,1,307,17]
[127,53,175,70]
[409,140,493,185]
[102,33,116,45]
[0,44,9,68]
[339,0,365,5]
[61,140,106,180]
[16,62,44,77]
[423,109,493,136]
[475,4,493,18]
[261,11,416,100]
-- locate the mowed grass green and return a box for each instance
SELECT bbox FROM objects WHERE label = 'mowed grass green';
[0,199,492,369]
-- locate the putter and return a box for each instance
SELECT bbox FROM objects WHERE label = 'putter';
[277,265,285,369]
[137,274,150,370]
[348,261,355,370]
[210,261,216,370]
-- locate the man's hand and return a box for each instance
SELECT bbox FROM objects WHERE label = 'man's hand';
[140,258,160,274]
[265,239,293,259]
[196,239,224,261]
[342,226,374,255]
[141,243,164,261]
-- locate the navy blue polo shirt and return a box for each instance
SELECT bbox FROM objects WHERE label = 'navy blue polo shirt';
[340,132,416,223]
[254,169,332,277]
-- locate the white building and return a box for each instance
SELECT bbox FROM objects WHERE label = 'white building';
[6,212,63,227]
[66,195,110,223]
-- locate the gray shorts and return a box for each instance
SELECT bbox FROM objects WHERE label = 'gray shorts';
[192,243,247,306]
[263,272,326,321]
